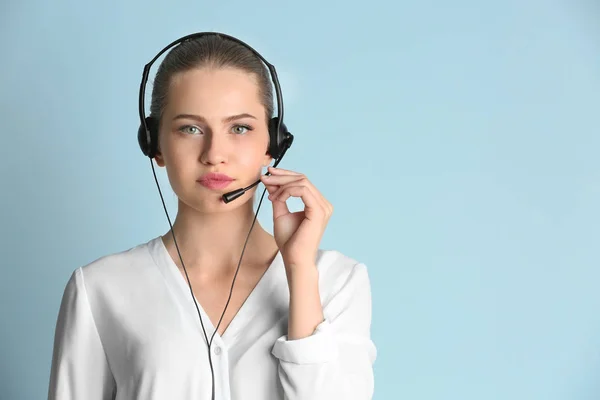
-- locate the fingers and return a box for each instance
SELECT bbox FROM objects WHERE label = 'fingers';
[261,167,334,219]
[273,184,326,221]
[266,166,301,176]
[261,168,316,198]
[262,174,318,203]
[261,174,304,186]
[263,184,278,195]
[263,183,290,218]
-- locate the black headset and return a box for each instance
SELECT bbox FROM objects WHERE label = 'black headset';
[137,31,294,203]
[137,32,293,400]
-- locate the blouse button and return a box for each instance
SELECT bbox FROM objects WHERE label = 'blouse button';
[214,346,222,356]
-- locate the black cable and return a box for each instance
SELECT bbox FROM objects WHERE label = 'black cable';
[150,159,269,400]
[139,33,290,400]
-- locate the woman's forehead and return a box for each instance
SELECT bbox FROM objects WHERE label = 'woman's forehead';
[164,68,264,116]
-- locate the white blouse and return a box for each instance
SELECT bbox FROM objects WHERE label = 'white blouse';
[48,236,377,399]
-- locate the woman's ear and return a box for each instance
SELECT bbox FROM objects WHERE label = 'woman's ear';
[154,126,165,167]
[262,153,273,167]
[155,150,165,167]
[154,140,165,168]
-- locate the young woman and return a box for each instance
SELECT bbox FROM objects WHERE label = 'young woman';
[48,32,377,400]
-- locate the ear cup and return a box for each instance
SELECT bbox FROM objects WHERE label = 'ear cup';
[268,117,291,159]
[138,117,158,158]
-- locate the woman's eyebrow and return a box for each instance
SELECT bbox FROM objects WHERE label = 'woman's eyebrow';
[172,113,257,123]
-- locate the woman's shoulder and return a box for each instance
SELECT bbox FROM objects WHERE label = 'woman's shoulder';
[69,236,160,291]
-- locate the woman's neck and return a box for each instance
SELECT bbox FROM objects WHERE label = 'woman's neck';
[161,199,277,276]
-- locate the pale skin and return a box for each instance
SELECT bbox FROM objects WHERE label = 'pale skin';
[154,66,332,340]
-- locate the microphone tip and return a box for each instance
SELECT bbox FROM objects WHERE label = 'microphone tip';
[222,188,246,203]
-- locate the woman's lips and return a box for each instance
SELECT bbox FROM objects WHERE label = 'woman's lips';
[197,173,234,190]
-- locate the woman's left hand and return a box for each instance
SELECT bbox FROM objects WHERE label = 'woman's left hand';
[260,166,333,271]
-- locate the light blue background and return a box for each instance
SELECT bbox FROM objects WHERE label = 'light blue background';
[1,0,599,399]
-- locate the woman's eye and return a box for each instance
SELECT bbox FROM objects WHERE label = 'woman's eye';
[179,125,202,135]
[232,125,251,135]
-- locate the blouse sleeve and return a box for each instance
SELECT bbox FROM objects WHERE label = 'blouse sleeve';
[47,268,116,400]
[271,262,377,399]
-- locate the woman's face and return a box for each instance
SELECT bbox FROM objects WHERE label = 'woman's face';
[155,66,272,213]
